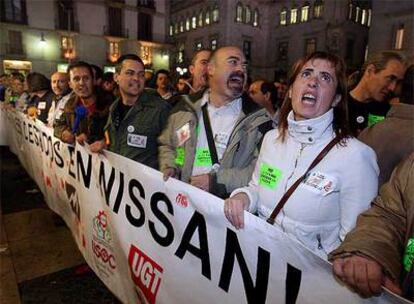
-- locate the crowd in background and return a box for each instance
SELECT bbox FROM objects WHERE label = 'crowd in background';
[0,47,413,301]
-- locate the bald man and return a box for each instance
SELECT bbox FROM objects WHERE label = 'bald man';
[47,72,72,127]
[159,46,272,198]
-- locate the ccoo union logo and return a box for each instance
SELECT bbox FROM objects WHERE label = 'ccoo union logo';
[92,210,116,275]
[128,244,163,304]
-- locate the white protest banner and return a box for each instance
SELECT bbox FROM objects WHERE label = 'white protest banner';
[3,109,411,304]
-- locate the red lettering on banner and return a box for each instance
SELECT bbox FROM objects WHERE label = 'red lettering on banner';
[175,193,188,208]
[128,244,163,304]
[92,239,116,269]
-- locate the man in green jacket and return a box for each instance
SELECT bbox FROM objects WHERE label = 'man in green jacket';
[90,54,170,170]
[159,46,272,198]
[329,153,414,301]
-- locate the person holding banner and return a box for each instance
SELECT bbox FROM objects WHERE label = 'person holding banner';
[89,54,170,170]
[159,46,272,198]
[224,51,379,259]
[329,154,414,301]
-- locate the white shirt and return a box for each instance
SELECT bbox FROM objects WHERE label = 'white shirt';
[232,109,379,259]
[47,92,72,128]
[192,90,242,176]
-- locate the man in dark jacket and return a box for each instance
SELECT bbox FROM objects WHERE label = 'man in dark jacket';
[90,54,170,170]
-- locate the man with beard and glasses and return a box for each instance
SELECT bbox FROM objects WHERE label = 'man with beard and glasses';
[90,54,170,170]
[159,46,272,198]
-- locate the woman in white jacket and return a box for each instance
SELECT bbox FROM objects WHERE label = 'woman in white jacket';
[224,52,379,259]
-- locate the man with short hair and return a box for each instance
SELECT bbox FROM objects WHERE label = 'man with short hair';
[90,54,170,170]
[54,62,109,145]
[249,79,279,126]
[159,46,272,198]
[348,51,405,135]
[155,69,173,100]
[47,72,72,127]
[188,49,211,96]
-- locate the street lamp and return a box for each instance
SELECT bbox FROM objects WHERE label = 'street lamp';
[40,32,46,46]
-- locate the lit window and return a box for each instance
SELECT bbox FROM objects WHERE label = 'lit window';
[61,36,74,50]
[361,9,367,25]
[205,10,210,25]
[169,24,173,36]
[236,3,243,22]
[186,17,190,31]
[367,9,371,27]
[195,41,202,51]
[180,20,184,33]
[290,8,298,24]
[301,5,309,22]
[174,23,179,34]
[192,16,197,29]
[210,39,217,50]
[280,8,287,25]
[355,6,361,23]
[305,38,316,55]
[177,43,185,63]
[314,1,323,18]
[198,11,203,27]
[253,9,259,27]
[394,24,404,50]
[245,6,251,24]
[348,3,353,20]
[212,5,219,22]
[108,41,120,62]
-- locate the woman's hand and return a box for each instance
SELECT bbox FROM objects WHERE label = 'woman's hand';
[224,193,250,230]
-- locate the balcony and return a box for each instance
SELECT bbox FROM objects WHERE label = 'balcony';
[4,43,25,56]
[103,25,129,38]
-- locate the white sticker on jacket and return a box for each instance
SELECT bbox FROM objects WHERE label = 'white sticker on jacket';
[303,171,337,195]
[127,134,147,148]
[214,132,229,150]
[38,101,47,110]
[176,123,190,146]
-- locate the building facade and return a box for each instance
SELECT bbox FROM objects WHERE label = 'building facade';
[168,0,373,81]
[368,0,413,59]
[0,0,170,76]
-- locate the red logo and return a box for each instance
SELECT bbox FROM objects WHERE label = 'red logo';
[92,239,116,269]
[128,245,163,304]
[175,193,189,208]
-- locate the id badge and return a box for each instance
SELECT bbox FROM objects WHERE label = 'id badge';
[127,134,147,148]
[38,101,47,110]
[176,122,191,146]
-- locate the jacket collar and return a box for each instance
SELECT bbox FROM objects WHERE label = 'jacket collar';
[287,109,334,144]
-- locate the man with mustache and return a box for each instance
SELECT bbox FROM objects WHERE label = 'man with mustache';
[90,54,170,169]
[348,51,405,135]
[159,46,272,198]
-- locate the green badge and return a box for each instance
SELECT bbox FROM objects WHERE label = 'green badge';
[259,163,282,189]
[175,147,185,167]
[367,114,385,127]
[403,238,414,272]
[195,148,212,167]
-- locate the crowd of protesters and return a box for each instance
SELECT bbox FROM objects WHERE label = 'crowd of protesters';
[0,47,413,301]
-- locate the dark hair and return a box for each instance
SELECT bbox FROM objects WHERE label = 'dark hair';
[400,64,414,105]
[10,72,25,83]
[67,61,94,79]
[102,72,114,82]
[90,64,103,81]
[155,69,170,79]
[115,54,144,73]
[260,81,279,111]
[26,72,50,92]
[278,51,350,142]
[191,48,211,65]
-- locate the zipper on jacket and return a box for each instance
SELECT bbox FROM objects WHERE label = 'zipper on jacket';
[316,233,324,250]
[284,143,306,192]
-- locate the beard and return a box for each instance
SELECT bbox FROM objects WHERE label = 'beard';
[226,71,245,98]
